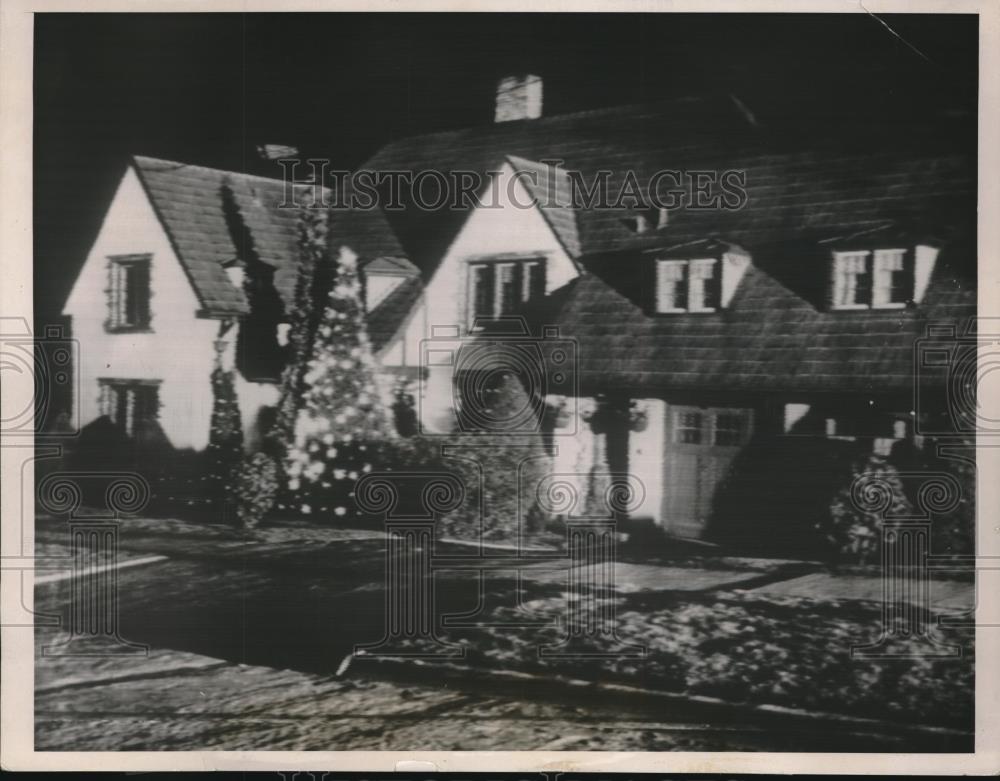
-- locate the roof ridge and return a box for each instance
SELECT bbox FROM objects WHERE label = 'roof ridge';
[365,94,740,161]
[131,154,293,188]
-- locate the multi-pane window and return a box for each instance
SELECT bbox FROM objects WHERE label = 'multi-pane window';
[98,380,160,437]
[468,258,545,323]
[655,258,719,313]
[713,412,746,446]
[675,411,703,444]
[832,249,911,310]
[674,407,752,447]
[832,251,870,309]
[107,255,151,331]
[872,249,909,308]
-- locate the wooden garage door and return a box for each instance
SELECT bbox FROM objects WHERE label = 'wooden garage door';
[661,405,753,538]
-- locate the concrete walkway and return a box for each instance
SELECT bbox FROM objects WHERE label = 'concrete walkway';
[518,561,764,593]
[745,572,975,612]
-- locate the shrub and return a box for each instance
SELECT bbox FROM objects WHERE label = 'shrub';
[235,452,281,529]
[205,367,244,522]
[439,372,552,541]
[820,452,913,565]
[707,434,862,558]
[888,434,975,557]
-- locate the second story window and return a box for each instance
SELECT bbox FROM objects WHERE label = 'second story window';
[107,254,151,331]
[655,258,719,313]
[468,258,545,323]
[832,249,911,310]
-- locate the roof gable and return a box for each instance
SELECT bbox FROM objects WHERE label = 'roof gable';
[505,155,581,259]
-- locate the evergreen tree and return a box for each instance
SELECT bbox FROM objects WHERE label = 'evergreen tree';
[275,194,327,452]
[285,245,393,520]
[204,365,244,521]
[442,372,552,541]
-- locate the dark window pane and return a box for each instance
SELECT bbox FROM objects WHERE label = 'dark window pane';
[471,265,494,319]
[677,411,702,444]
[114,386,128,431]
[855,257,873,306]
[890,267,910,304]
[497,264,518,315]
[115,260,151,329]
[704,263,721,309]
[714,412,744,446]
[524,262,545,303]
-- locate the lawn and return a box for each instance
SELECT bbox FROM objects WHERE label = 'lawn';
[379,582,974,730]
[34,511,974,732]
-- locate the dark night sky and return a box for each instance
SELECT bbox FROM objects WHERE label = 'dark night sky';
[34,12,978,323]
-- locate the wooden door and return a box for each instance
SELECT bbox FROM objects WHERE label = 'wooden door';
[661,405,753,538]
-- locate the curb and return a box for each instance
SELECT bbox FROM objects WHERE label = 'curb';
[356,654,972,745]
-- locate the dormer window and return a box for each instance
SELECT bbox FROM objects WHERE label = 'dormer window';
[872,249,909,308]
[623,207,669,234]
[655,258,719,313]
[832,249,912,310]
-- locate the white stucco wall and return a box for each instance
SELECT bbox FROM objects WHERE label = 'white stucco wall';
[628,398,666,522]
[365,274,406,310]
[548,396,665,523]
[63,167,241,452]
[549,396,598,516]
[378,162,580,433]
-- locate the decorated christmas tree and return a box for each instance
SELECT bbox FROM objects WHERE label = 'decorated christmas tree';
[285,245,393,521]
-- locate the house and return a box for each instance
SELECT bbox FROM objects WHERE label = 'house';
[62,156,417,452]
[63,75,975,544]
[322,75,976,541]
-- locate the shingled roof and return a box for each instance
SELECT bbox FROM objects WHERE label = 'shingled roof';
[347,97,975,393]
[132,156,420,347]
[132,156,300,316]
[353,96,975,271]
[537,248,974,395]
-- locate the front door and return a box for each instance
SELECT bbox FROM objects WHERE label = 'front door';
[661,405,753,538]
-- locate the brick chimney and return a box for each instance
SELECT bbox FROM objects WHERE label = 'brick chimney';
[494,74,543,123]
